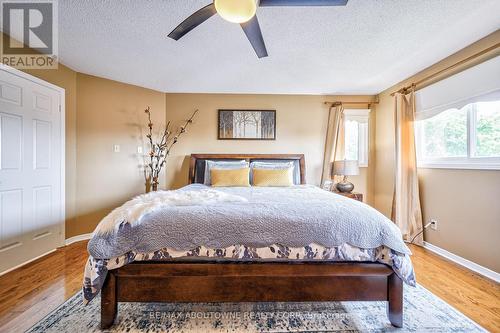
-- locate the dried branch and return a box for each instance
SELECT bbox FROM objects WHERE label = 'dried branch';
[143,108,198,191]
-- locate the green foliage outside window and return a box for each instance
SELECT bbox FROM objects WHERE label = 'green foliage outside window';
[422,108,467,158]
[418,101,500,160]
[476,103,500,157]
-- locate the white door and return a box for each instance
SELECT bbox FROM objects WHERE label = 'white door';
[0,66,64,273]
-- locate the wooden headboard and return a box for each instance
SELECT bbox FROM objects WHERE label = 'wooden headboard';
[189,154,306,185]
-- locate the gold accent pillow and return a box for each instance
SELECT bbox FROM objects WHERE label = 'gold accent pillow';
[210,167,250,187]
[252,168,293,187]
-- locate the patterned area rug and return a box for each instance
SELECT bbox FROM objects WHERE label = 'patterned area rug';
[27,284,485,332]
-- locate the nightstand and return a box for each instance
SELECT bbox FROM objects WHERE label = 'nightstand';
[333,191,363,202]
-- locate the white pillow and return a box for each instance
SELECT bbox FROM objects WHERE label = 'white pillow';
[204,160,249,185]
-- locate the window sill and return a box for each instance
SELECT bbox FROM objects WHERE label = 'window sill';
[417,163,500,171]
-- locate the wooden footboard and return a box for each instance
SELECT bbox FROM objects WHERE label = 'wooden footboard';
[101,261,403,328]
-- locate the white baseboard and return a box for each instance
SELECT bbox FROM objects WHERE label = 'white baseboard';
[65,233,93,245]
[423,241,500,283]
[0,248,57,276]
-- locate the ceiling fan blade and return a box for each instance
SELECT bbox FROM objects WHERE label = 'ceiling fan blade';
[168,3,217,40]
[241,15,268,58]
[259,0,348,6]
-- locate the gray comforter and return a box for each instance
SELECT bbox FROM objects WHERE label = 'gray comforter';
[88,184,411,259]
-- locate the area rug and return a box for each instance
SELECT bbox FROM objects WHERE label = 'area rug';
[26,284,485,332]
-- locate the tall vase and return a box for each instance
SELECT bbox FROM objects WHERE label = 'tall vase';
[145,173,161,192]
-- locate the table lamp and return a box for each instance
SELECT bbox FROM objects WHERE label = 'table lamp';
[332,160,359,193]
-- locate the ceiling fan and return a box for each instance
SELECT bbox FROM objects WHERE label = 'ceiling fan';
[167,0,348,58]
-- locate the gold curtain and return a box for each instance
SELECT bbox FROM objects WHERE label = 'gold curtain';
[321,104,344,186]
[391,91,424,245]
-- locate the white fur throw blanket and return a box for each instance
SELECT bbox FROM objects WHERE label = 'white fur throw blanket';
[93,189,248,236]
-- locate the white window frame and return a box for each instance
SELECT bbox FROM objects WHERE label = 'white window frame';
[415,104,500,170]
[344,109,370,168]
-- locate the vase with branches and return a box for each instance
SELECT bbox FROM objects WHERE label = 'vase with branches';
[144,107,198,192]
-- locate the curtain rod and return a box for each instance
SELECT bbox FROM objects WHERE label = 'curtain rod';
[390,42,500,96]
[323,101,378,106]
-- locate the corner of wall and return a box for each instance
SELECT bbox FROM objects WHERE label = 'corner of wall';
[371,31,500,271]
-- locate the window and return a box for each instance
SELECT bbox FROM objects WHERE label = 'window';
[474,102,500,157]
[414,55,500,169]
[416,101,500,169]
[344,109,370,167]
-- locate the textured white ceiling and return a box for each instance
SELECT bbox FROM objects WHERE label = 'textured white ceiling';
[57,0,500,94]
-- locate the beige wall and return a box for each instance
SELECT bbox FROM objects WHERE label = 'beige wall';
[374,30,500,272]
[74,73,165,236]
[418,168,500,271]
[165,93,376,204]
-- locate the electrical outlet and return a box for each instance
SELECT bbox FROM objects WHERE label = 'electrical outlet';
[113,144,120,153]
[430,219,438,231]
[137,146,143,154]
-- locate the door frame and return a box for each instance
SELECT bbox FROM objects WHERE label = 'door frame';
[0,63,66,245]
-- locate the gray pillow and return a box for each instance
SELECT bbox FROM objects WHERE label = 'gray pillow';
[204,160,249,185]
[250,161,294,169]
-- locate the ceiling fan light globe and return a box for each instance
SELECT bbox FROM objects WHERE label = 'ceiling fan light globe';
[214,0,257,23]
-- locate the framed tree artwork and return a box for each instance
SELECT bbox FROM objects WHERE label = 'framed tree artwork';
[218,110,276,140]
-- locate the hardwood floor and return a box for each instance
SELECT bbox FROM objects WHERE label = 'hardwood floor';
[0,241,498,332]
[0,241,88,333]
[409,244,500,332]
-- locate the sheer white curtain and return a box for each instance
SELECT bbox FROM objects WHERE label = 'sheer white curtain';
[321,104,344,186]
[391,91,424,245]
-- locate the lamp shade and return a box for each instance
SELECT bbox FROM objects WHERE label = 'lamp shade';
[332,160,359,177]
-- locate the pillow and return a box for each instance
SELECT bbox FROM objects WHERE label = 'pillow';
[210,167,250,187]
[249,161,294,184]
[250,161,294,169]
[252,168,294,187]
[204,160,249,185]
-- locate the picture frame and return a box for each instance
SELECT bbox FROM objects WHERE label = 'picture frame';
[218,109,276,140]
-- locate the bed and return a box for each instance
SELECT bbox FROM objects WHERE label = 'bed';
[85,154,413,328]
